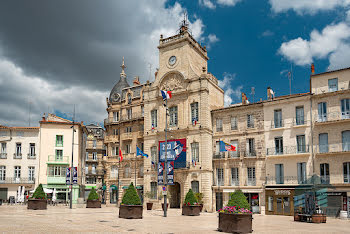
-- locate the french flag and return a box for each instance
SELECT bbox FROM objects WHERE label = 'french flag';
[161,90,172,100]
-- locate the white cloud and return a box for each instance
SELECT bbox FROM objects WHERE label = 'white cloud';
[217,0,241,7]
[206,34,220,49]
[199,0,216,9]
[279,22,350,66]
[218,73,243,106]
[329,43,350,70]
[269,0,350,14]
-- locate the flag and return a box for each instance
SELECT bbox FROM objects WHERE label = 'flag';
[119,148,123,162]
[192,159,196,166]
[137,146,148,158]
[151,123,155,130]
[161,90,172,100]
[151,161,155,168]
[192,118,197,126]
[219,141,236,152]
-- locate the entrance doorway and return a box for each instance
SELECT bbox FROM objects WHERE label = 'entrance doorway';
[276,197,290,215]
[169,182,180,208]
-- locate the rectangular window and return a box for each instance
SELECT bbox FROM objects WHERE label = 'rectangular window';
[296,135,306,153]
[127,108,132,119]
[191,142,199,162]
[85,165,89,174]
[268,196,274,212]
[319,133,328,153]
[86,152,89,161]
[191,102,199,123]
[216,118,223,132]
[320,163,330,184]
[151,146,157,164]
[113,111,119,122]
[247,114,254,128]
[247,138,256,156]
[0,166,6,181]
[191,181,199,194]
[15,143,22,157]
[247,167,256,186]
[92,152,97,161]
[275,137,283,155]
[151,110,158,128]
[275,164,284,184]
[151,182,157,199]
[48,166,67,176]
[295,106,304,125]
[297,162,307,184]
[56,135,63,147]
[1,143,6,158]
[328,78,338,92]
[93,140,97,148]
[55,150,63,160]
[28,166,35,181]
[274,109,283,128]
[231,168,239,186]
[110,166,118,178]
[343,162,350,183]
[113,128,119,136]
[169,106,178,127]
[217,168,224,186]
[29,143,35,157]
[124,166,130,178]
[14,166,21,179]
[125,126,132,133]
[229,140,238,158]
[92,164,96,174]
[343,131,350,151]
[231,117,237,130]
[341,99,350,119]
[126,144,131,154]
[318,102,327,122]
[141,106,144,117]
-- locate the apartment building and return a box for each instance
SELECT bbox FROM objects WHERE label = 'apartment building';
[38,113,84,204]
[0,125,39,201]
[83,124,106,199]
[211,101,265,213]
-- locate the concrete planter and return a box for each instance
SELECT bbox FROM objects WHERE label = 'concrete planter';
[218,213,252,233]
[146,202,153,210]
[86,200,101,208]
[119,204,143,219]
[27,199,47,210]
[182,205,201,216]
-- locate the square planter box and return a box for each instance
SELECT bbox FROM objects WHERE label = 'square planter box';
[312,214,326,223]
[182,205,201,216]
[146,202,153,210]
[119,204,143,219]
[86,200,101,208]
[27,199,47,210]
[218,213,252,233]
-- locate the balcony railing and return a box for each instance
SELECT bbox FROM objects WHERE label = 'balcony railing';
[316,143,350,154]
[265,176,309,185]
[0,177,35,184]
[213,153,225,159]
[315,112,350,123]
[47,155,69,164]
[27,154,36,159]
[231,180,239,186]
[0,153,7,159]
[293,117,306,126]
[120,113,143,122]
[242,150,257,157]
[228,151,239,158]
[266,145,310,156]
[13,153,22,159]
[246,179,256,186]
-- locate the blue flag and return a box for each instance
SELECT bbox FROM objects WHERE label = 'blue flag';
[136,146,148,158]
[219,141,236,152]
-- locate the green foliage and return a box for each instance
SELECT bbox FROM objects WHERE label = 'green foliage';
[183,189,198,205]
[87,187,99,201]
[144,191,156,200]
[227,190,250,210]
[32,184,46,200]
[194,193,203,204]
[121,182,141,205]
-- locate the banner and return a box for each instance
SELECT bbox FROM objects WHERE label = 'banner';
[66,167,78,185]
[66,167,71,185]
[159,138,186,168]
[167,161,174,185]
[157,162,164,185]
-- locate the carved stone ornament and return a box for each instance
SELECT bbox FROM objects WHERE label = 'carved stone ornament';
[160,73,185,91]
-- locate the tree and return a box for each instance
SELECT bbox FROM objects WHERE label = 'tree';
[32,184,46,199]
[87,187,99,201]
[184,189,198,205]
[121,182,141,205]
[227,190,250,210]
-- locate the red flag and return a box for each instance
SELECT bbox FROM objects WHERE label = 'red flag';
[119,149,123,162]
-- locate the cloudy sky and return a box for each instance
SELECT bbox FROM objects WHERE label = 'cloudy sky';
[0,0,350,126]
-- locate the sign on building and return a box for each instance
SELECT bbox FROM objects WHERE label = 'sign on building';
[159,139,186,168]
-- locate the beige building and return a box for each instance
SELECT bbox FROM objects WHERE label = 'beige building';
[0,125,39,202]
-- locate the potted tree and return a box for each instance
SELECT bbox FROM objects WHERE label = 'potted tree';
[144,191,156,210]
[27,184,47,210]
[218,190,252,233]
[119,182,143,219]
[86,187,101,208]
[182,189,201,216]
[195,192,204,212]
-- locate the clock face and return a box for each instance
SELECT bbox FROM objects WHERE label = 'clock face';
[169,56,177,66]
[113,93,120,102]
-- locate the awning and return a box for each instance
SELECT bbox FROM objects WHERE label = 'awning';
[110,185,117,190]
[102,185,106,190]
[122,185,143,189]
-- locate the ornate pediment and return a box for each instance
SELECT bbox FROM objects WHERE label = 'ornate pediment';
[160,72,185,91]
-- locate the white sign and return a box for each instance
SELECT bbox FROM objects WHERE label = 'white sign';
[162,191,167,196]
[274,190,291,196]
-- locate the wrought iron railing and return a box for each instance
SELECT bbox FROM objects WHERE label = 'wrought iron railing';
[266,145,309,156]
[0,177,35,184]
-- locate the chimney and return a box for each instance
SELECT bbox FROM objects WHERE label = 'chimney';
[267,87,272,100]
[242,92,248,105]
[133,76,140,85]
[311,63,315,75]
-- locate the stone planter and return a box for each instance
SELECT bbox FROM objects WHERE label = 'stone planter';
[146,202,153,210]
[312,214,326,223]
[119,204,143,219]
[199,204,203,212]
[182,205,201,216]
[86,200,101,208]
[162,203,169,211]
[218,213,252,233]
[294,212,300,221]
[27,199,47,210]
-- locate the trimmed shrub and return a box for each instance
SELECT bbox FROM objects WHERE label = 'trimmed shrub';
[121,182,141,205]
[32,184,46,200]
[87,187,99,201]
[227,190,250,210]
[183,189,198,205]
[194,192,203,204]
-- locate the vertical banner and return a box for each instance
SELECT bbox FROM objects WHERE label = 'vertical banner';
[66,167,71,185]
[167,161,174,185]
[157,162,164,185]
[73,167,78,184]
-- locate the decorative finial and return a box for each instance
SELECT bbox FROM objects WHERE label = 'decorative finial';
[179,11,189,33]
[120,56,126,78]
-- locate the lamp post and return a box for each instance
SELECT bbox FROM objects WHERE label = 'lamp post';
[164,98,168,217]
[70,105,75,209]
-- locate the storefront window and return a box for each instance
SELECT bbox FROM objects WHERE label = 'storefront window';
[268,196,273,211]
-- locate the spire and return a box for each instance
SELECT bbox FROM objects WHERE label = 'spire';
[120,56,127,78]
[179,11,189,34]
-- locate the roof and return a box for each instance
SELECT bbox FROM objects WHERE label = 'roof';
[0,125,39,130]
[311,66,350,77]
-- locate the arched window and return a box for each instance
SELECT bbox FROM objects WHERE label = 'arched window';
[191,180,199,194]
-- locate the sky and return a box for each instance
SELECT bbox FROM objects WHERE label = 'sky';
[0,0,350,126]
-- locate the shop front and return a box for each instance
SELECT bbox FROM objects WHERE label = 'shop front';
[223,189,262,213]
[265,189,294,216]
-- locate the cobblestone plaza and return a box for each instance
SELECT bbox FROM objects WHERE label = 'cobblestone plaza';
[0,205,349,233]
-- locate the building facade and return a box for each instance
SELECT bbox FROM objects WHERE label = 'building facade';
[0,126,39,202]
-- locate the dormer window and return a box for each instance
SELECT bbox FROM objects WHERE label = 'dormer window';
[328,78,338,92]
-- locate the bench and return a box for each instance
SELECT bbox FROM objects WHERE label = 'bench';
[298,214,312,222]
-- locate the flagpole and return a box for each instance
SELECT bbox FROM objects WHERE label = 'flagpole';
[135,152,137,187]
[164,97,168,218]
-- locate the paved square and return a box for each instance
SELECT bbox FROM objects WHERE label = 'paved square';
[0,205,349,233]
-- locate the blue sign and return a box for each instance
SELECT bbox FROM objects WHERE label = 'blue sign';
[157,162,164,185]
[159,141,176,161]
[159,139,186,168]
[167,161,174,185]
